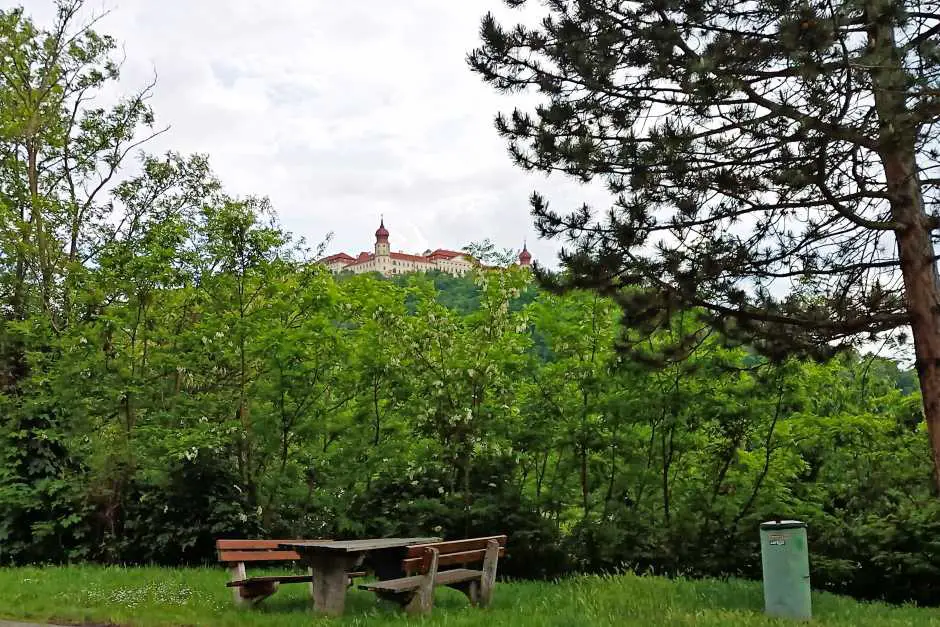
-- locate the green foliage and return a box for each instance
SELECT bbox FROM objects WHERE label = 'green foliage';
[462,238,518,267]
[0,0,937,612]
[467,0,938,359]
[468,0,940,493]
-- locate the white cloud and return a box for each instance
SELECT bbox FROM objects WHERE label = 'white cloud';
[8,0,614,265]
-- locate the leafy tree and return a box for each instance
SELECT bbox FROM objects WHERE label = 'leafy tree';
[469,0,940,488]
[463,238,519,266]
[525,290,621,520]
[401,270,531,506]
[0,0,167,559]
[0,0,163,327]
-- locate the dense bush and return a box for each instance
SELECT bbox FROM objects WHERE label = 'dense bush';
[107,454,262,565]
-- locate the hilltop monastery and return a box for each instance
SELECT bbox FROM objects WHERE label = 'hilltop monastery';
[318,219,532,278]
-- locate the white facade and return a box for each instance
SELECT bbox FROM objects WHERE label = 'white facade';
[319,220,479,278]
[318,220,530,277]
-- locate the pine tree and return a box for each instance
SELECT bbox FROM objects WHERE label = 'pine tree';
[469,0,940,488]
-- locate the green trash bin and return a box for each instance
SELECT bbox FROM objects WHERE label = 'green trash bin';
[760,520,811,620]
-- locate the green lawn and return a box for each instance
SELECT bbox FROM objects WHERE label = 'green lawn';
[1,566,939,626]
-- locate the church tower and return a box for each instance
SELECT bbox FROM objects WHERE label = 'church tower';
[375,218,390,257]
[519,241,532,267]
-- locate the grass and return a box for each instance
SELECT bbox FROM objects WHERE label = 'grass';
[1,566,939,626]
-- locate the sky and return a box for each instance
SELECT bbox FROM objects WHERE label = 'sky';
[11,0,615,263]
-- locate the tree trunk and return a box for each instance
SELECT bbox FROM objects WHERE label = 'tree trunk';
[866,2,940,493]
[887,152,940,493]
[579,440,589,517]
[27,144,53,316]
[372,376,381,446]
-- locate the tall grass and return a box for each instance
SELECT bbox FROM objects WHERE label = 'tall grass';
[1,566,939,626]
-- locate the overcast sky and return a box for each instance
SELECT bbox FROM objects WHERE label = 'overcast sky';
[11,0,614,263]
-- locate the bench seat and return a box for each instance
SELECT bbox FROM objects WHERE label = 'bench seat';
[228,571,366,588]
[227,574,313,587]
[360,568,483,593]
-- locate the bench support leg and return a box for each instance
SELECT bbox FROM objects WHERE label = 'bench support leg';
[239,581,279,605]
[229,563,249,608]
[404,547,438,615]
[228,562,280,607]
[479,539,500,608]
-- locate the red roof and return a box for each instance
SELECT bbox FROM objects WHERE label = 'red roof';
[375,218,389,242]
[391,252,431,263]
[519,244,532,264]
[344,251,374,267]
[321,246,480,271]
[320,252,355,264]
[426,248,463,260]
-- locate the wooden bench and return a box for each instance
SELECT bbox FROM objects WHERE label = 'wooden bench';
[217,539,365,607]
[359,535,507,614]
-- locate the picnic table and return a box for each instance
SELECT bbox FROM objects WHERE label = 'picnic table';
[280,537,441,615]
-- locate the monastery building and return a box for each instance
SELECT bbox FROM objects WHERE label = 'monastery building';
[319,219,532,277]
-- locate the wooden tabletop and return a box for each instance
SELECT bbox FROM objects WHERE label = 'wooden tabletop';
[280,537,440,553]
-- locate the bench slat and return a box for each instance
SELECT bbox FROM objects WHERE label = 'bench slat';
[217,539,323,550]
[219,550,301,562]
[360,575,422,593]
[226,575,312,587]
[403,547,506,574]
[405,535,506,559]
[226,571,367,587]
[360,568,484,593]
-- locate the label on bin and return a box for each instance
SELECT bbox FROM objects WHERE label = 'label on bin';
[768,534,786,545]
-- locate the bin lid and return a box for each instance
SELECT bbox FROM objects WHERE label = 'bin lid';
[760,519,806,530]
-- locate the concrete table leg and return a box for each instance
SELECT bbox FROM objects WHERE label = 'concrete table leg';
[309,552,361,616]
